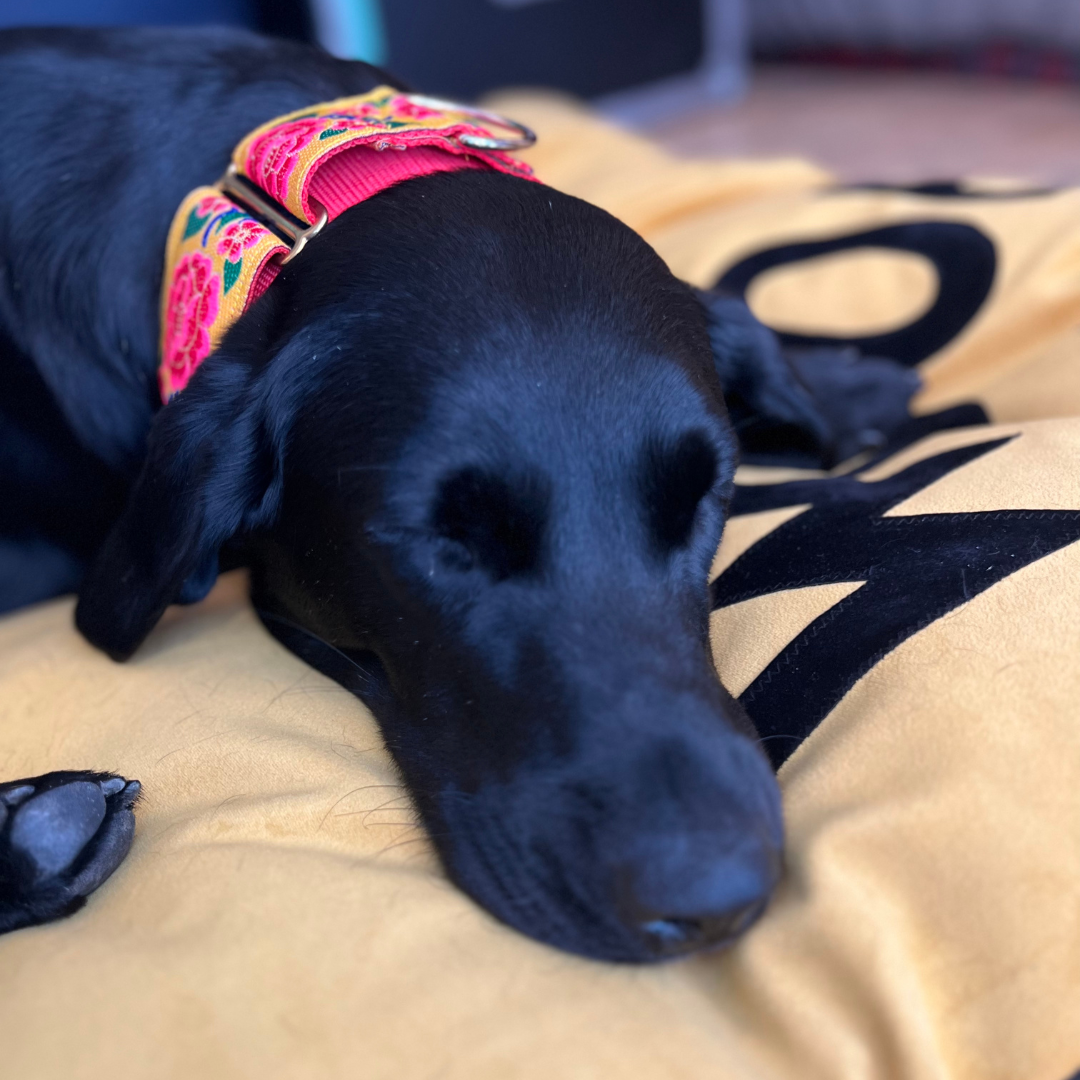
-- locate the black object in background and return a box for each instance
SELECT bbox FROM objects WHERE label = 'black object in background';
[380,0,704,100]
[0,0,708,103]
[255,0,314,42]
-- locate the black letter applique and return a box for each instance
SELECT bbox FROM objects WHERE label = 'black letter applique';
[712,436,1080,767]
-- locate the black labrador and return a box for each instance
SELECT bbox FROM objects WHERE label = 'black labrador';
[0,26,917,961]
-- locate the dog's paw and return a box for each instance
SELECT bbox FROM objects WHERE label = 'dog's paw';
[0,771,140,935]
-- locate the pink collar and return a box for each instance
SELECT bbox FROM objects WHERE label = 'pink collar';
[159,87,538,401]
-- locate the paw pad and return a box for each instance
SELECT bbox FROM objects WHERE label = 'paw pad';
[0,771,141,935]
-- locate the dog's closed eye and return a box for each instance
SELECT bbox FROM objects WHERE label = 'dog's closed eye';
[640,431,718,553]
[431,467,549,580]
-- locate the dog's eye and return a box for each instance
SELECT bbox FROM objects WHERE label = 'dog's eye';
[640,431,718,553]
[431,467,548,581]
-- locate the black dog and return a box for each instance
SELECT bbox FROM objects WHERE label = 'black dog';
[0,26,917,959]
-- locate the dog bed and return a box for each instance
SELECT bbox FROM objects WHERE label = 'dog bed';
[1,96,1078,1080]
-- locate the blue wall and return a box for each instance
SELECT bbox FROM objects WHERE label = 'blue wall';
[0,0,255,27]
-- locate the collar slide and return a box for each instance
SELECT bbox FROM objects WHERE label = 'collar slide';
[218,164,328,265]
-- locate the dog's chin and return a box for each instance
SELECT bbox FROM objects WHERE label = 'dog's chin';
[435,815,782,964]
[431,739,784,964]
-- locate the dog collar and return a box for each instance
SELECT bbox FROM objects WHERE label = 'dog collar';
[158,87,537,401]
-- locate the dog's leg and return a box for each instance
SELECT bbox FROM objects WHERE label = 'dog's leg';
[0,772,140,934]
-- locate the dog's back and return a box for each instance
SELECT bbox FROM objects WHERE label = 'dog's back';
[0,27,396,607]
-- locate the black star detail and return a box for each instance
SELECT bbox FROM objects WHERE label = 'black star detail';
[712,437,1080,768]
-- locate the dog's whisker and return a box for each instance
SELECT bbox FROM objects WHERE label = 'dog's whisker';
[374,834,431,858]
[318,784,407,830]
[361,797,418,827]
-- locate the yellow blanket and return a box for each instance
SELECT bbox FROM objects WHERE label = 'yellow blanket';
[1,96,1078,1080]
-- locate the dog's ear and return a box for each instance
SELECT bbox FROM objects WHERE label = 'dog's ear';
[74,354,284,661]
[694,288,921,467]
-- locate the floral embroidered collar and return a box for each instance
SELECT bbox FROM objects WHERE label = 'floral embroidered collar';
[159,87,537,401]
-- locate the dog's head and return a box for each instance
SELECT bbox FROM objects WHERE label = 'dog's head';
[77,171,783,961]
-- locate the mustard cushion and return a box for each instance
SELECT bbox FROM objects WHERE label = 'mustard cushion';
[2,98,1080,1080]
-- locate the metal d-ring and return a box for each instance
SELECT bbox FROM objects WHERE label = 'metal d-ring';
[403,93,537,151]
[218,163,329,263]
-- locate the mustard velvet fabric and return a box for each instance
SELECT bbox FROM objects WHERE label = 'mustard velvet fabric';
[2,98,1079,1080]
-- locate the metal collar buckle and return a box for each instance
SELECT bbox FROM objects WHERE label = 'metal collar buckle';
[218,163,328,265]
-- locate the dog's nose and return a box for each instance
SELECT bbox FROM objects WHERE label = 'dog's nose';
[639,903,766,956]
[617,816,786,963]
[598,734,784,960]
[618,835,783,959]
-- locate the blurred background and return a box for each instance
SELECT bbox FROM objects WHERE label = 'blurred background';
[3,0,1080,185]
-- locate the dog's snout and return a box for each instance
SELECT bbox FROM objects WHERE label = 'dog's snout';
[438,726,785,962]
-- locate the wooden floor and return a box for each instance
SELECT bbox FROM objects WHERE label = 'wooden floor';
[647,65,1080,186]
